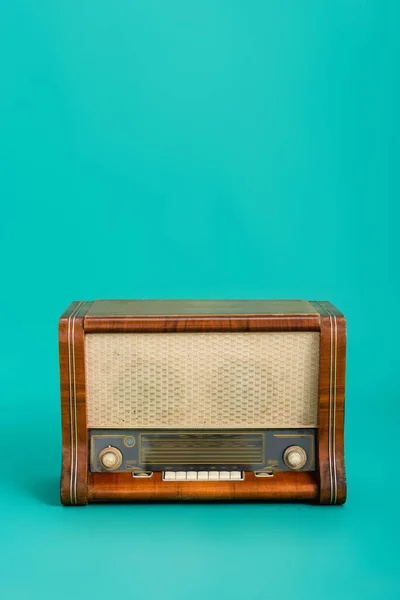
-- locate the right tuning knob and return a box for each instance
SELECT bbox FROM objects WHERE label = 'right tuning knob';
[283,445,307,470]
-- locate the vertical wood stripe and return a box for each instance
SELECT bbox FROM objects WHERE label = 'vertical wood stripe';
[67,301,84,505]
[328,307,338,504]
[313,301,342,504]
[60,301,92,505]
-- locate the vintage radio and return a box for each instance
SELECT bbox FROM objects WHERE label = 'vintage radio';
[59,299,346,505]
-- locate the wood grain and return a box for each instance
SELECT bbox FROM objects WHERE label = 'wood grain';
[84,299,321,333]
[310,301,346,505]
[83,315,321,333]
[59,301,93,505]
[86,299,319,316]
[87,471,318,503]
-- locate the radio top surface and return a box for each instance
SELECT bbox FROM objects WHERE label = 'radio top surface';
[85,299,319,317]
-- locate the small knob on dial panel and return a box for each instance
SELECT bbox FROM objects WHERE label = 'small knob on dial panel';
[99,446,123,471]
[283,445,307,470]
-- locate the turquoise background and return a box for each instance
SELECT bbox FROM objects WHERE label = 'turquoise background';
[1,1,399,598]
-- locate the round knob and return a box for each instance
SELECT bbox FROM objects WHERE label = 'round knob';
[99,446,123,471]
[283,445,307,470]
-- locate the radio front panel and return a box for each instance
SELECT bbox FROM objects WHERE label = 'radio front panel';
[90,428,316,474]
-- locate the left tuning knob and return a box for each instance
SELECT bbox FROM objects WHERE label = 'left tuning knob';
[99,446,123,471]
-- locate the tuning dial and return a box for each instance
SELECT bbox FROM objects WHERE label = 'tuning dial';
[283,445,307,470]
[99,446,123,471]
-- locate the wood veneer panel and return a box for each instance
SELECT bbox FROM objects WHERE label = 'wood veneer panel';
[59,301,92,505]
[310,301,346,505]
[83,315,321,333]
[87,471,318,503]
[86,299,319,317]
[84,299,321,333]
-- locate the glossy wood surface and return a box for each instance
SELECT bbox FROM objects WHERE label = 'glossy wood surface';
[310,301,346,504]
[83,315,321,333]
[59,301,93,505]
[87,471,318,502]
[84,299,320,333]
[86,299,319,316]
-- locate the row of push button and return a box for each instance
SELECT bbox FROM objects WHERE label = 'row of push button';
[162,471,244,481]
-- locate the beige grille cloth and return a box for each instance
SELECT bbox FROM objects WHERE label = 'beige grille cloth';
[85,332,319,428]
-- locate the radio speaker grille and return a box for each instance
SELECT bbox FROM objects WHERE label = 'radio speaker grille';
[85,332,319,428]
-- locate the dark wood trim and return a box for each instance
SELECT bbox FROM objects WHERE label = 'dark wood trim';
[87,471,318,503]
[310,301,346,505]
[59,302,78,505]
[83,315,321,333]
[59,301,93,505]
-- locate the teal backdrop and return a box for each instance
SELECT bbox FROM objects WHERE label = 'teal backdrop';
[1,1,399,599]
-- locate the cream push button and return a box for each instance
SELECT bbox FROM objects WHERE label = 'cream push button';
[283,445,307,470]
[99,446,123,471]
[162,471,244,481]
